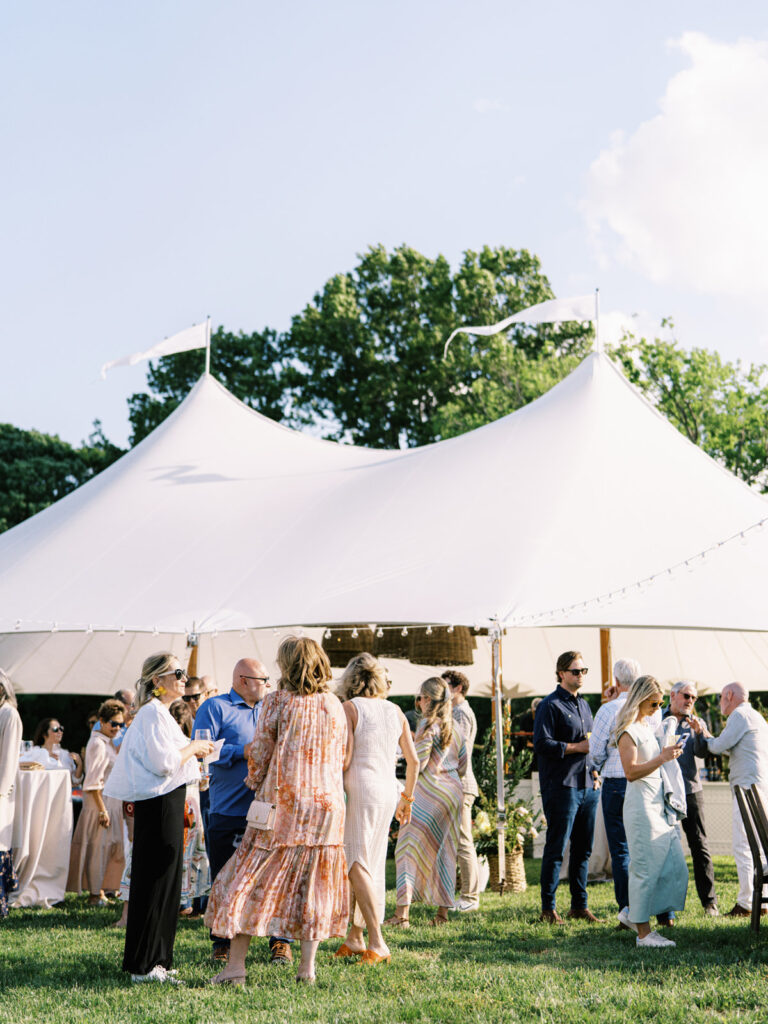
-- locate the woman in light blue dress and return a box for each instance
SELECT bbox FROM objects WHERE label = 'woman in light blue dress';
[615,675,688,949]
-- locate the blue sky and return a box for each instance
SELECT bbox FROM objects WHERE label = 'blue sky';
[3,1,768,446]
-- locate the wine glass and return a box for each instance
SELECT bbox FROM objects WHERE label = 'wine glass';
[194,727,212,779]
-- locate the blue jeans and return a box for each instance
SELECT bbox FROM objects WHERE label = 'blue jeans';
[539,784,599,911]
[601,777,630,910]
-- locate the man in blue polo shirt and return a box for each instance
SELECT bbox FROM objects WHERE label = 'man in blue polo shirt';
[194,657,292,965]
[534,649,600,924]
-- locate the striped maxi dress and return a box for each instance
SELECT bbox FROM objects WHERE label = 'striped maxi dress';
[395,722,467,907]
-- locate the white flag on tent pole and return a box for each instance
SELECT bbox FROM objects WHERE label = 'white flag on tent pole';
[100,321,209,379]
[444,293,596,357]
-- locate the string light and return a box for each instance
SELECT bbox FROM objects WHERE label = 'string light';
[351,628,358,638]
[324,629,332,639]
[509,513,768,626]
[376,627,384,638]
[401,627,408,637]
[426,625,433,635]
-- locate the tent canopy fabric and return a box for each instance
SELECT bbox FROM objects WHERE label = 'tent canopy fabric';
[1,350,767,695]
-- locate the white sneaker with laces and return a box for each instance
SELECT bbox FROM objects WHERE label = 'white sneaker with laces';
[131,965,183,984]
[453,898,480,912]
[618,907,638,933]
[636,930,676,948]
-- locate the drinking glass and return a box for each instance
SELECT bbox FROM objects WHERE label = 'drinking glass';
[194,728,212,779]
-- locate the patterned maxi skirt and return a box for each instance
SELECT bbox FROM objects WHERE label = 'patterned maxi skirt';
[204,826,349,941]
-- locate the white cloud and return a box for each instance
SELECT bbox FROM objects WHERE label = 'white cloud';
[473,97,507,114]
[582,33,768,302]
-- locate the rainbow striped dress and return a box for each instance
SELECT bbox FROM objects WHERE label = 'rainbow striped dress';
[395,723,466,908]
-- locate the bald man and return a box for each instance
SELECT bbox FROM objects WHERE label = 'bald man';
[193,658,292,964]
[693,682,768,917]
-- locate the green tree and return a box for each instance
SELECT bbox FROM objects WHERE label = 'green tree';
[0,421,123,533]
[610,327,768,492]
[284,244,593,447]
[127,326,284,444]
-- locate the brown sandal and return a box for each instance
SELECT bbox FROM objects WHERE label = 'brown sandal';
[429,914,449,927]
[383,915,410,929]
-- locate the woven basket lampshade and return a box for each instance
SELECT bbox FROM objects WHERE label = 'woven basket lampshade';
[408,625,475,667]
[322,625,375,668]
[372,627,411,660]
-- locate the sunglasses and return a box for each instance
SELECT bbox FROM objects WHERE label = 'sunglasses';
[678,694,696,701]
[50,725,64,733]
[242,675,270,685]
[182,693,202,703]
[163,668,187,681]
[648,700,663,709]
[568,668,589,677]
[107,720,123,728]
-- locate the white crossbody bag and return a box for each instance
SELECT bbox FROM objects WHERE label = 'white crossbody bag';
[246,712,280,831]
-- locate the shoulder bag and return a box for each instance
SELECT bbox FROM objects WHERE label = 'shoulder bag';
[246,707,280,830]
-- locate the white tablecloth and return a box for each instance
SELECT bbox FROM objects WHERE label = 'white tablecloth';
[11,769,72,908]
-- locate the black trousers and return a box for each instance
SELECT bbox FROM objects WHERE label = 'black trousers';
[682,789,717,908]
[123,785,186,974]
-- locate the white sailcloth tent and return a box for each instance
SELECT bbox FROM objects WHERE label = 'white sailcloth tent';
[1,351,767,695]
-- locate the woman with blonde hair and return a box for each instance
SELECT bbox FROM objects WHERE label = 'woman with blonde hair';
[388,676,467,927]
[335,653,419,964]
[615,674,688,948]
[206,636,349,985]
[104,653,213,983]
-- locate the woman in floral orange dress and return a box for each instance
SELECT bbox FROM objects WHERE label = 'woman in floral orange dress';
[205,636,348,985]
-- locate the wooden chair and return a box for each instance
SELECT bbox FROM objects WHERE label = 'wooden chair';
[733,785,768,934]
[746,786,768,918]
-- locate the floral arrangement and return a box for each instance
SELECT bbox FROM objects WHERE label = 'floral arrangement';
[473,799,541,854]
[473,715,544,854]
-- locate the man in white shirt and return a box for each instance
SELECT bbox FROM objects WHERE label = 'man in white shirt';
[589,658,639,921]
[443,670,480,912]
[693,682,768,917]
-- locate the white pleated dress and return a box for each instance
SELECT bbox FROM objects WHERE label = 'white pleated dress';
[343,697,402,926]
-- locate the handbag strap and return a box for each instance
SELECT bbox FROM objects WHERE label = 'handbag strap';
[274,703,280,794]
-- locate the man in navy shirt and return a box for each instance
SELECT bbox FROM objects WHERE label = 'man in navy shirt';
[534,650,600,924]
[194,657,292,965]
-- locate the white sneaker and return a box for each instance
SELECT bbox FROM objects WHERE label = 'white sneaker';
[453,898,480,912]
[636,930,676,948]
[131,965,183,984]
[618,907,638,933]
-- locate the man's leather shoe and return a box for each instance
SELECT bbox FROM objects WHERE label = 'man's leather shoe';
[726,904,751,917]
[567,907,599,922]
[269,941,293,964]
[726,903,766,917]
[539,909,564,924]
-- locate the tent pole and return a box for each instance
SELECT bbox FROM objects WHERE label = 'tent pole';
[491,622,506,890]
[204,316,212,376]
[599,627,612,703]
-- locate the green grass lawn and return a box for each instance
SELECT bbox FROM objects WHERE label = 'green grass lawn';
[1,857,767,1024]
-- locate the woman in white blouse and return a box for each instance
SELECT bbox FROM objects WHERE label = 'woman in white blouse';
[66,700,126,905]
[22,718,84,785]
[104,653,213,984]
[0,670,22,918]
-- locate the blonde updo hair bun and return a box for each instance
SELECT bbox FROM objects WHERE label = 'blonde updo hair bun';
[418,676,454,749]
[277,636,332,696]
[338,652,388,701]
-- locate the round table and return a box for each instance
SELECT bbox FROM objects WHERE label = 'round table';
[11,769,72,907]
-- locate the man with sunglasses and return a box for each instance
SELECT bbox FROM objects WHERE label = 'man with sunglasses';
[534,650,600,924]
[662,682,719,917]
[192,658,292,965]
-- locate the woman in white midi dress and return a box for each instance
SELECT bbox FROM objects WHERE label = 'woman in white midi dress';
[616,674,689,949]
[336,654,418,964]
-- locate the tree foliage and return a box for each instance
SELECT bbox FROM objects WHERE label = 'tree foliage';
[284,244,593,447]
[610,326,768,492]
[0,421,123,533]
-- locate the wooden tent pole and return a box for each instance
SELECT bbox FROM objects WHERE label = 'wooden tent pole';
[599,627,612,702]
